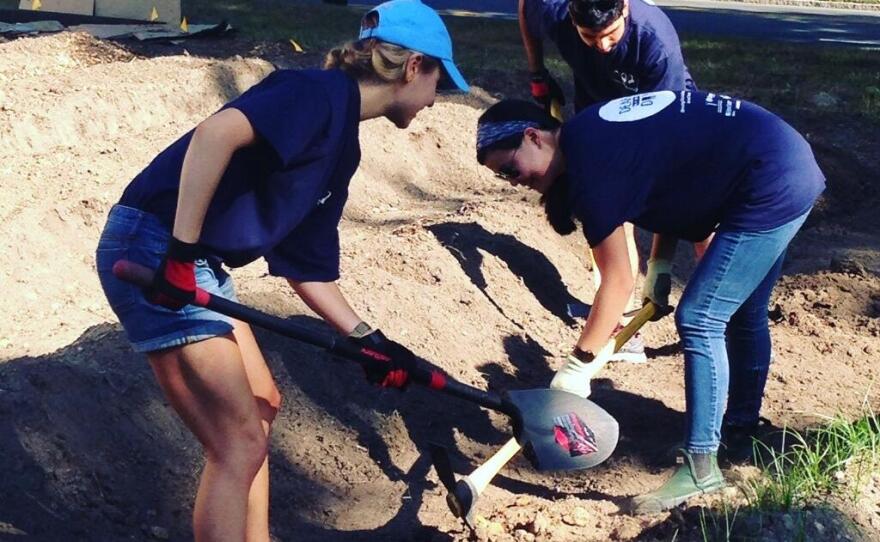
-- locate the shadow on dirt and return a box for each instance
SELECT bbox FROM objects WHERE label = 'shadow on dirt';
[0,324,196,540]
[0,322,473,540]
[591,381,685,469]
[204,59,268,105]
[4,312,683,540]
[252,313,509,448]
[429,222,586,328]
[466,332,686,504]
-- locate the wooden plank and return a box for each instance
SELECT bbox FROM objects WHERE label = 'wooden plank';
[18,0,93,16]
[94,0,179,24]
[1,8,162,25]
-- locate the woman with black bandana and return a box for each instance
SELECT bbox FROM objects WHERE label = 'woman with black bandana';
[474,92,824,513]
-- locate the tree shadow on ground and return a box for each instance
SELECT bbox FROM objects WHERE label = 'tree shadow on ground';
[0,325,198,540]
[428,222,586,328]
[0,323,471,540]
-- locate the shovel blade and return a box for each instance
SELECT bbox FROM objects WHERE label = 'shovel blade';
[504,389,618,472]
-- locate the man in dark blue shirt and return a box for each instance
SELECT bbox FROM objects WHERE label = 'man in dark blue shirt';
[519,0,698,362]
[519,0,695,111]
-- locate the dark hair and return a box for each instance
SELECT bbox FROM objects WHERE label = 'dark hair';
[541,175,577,235]
[476,99,560,164]
[476,99,575,235]
[569,0,626,32]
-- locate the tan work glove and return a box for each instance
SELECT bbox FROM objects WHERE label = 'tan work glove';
[642,258,672,319]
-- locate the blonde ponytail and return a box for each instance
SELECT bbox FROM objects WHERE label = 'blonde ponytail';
[325,38,439,84]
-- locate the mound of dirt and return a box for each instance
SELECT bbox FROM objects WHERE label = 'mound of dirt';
[0,33,877,541]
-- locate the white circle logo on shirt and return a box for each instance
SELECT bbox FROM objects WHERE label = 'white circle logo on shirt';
[598,91,676,122]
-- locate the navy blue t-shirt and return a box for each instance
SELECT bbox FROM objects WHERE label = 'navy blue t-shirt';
[119,69,361,282]
[561,90,825,247]
[523,0,695,108]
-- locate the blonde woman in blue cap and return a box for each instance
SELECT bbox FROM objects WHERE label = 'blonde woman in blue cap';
[95,1,467,540]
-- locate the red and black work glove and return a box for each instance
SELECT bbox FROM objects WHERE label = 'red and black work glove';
[348,327,417,390]
[529,68,565,111]
[147,237,203,311]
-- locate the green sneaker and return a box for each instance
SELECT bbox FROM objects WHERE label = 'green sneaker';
[630,449,725,515]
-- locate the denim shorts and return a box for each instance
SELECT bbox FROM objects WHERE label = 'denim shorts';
[96,205,238,353]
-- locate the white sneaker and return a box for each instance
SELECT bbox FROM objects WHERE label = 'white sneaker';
[608,331,648,363]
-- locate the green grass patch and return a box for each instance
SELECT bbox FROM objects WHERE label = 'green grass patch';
[185,0,362,46]
[657,410,880,541]
[693,503,859,542]
[685,410,880,541]
[683,36,880,120]
[747,411,880,510]
[4,0,879,122]
[176,2,880,121]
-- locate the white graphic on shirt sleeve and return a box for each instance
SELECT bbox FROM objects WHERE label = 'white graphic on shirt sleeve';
[317,190,332,205]
[704,93,742,117]
[679,90,692,113]
[598,91,676,122]
[614,70,638,92]
[641,0,657,5]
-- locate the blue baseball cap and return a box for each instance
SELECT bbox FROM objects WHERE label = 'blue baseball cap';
[358,0,469,93]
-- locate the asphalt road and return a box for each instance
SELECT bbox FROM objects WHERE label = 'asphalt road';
[332,0,880,47]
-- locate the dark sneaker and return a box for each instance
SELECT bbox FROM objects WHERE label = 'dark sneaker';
[630,450,725,515]
[721,417,784,465]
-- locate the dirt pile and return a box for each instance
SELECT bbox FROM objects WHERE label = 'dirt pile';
[0,32,878,541]
[0,32,274,360]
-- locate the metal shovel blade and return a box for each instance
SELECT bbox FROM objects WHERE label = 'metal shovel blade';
[503,388,619,472]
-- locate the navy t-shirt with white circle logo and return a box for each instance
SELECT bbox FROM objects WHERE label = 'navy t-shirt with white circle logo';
[523,0,695,107]
[119,69,361,282]
[561,90,825,247]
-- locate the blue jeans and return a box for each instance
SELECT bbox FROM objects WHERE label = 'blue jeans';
[96,205,238,353]
[676,209,811,454]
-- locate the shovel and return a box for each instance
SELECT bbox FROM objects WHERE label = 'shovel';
[112,259,619,472]
[430,302,661,528]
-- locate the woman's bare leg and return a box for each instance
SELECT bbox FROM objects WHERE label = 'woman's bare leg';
[149,334,269,542]
[230,320,282,542]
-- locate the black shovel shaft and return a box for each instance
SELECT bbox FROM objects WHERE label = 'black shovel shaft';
[112,260,506,413]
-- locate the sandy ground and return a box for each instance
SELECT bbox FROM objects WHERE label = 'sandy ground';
[0,32,879,541]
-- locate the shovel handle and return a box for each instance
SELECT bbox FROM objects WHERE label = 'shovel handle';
[549,98,563,122]
[112,259,506,412]
[614,302,656,349]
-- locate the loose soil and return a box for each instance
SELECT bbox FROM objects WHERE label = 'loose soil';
[0,33,878,541]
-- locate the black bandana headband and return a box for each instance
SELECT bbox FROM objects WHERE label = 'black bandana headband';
[476,120,540,154]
